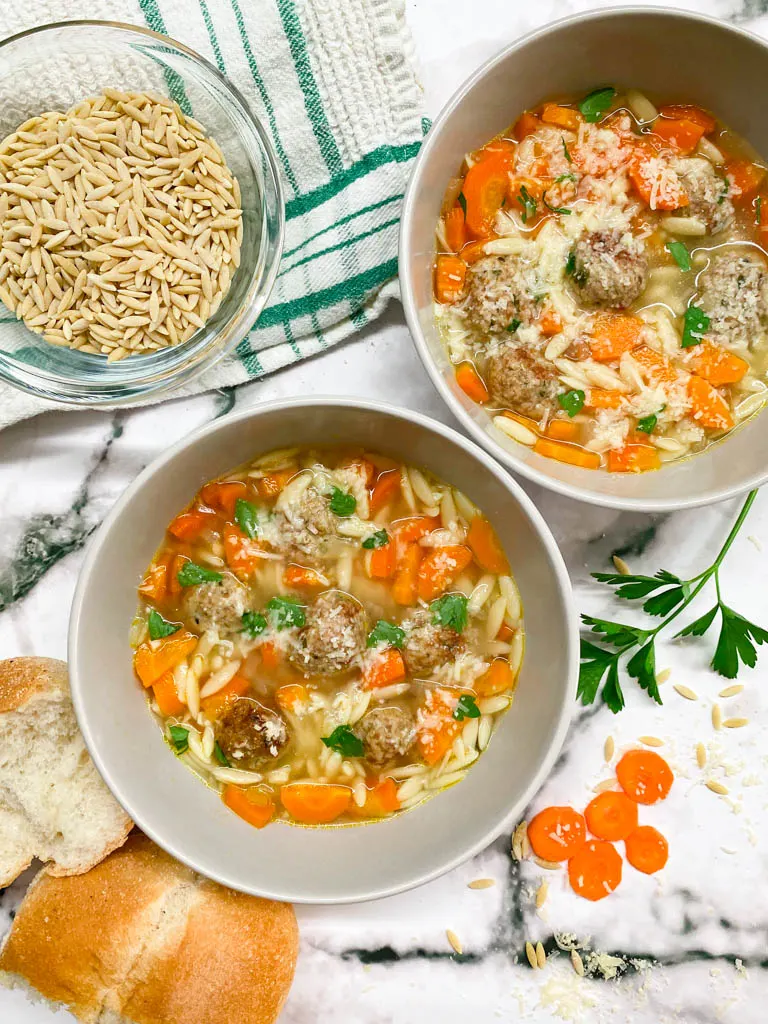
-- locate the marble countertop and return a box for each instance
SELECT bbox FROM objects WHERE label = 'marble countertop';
[2,1,768,1022]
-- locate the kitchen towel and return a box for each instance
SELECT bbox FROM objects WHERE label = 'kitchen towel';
[0,0,425,427]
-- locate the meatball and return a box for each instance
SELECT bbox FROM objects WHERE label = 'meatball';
[214,698,288,770]
[402,608,465,677]
[357,706,415,769]
[486,341,561,419]
[182,572,248,635]
[569,229,648,309]
[699,252,768,348]
[288,591,367,676]
[677,157,734,235]
[462,255,541,334]
[277,486,338,565]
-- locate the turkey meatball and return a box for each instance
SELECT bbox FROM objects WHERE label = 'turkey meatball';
[402,608,465,677]
[288,591,367,676]
[677,157,734,235]
[485,341,561,419]
[357,706,416,768]
[182,572,248,635]
[569,229,648,309]
[276,485,338,566]
[699,251,768,348]
[463,255,542,334]
[214,698,288,770]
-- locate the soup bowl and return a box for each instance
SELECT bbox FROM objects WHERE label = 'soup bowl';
[400,7,768,511]
[69,399,577,903]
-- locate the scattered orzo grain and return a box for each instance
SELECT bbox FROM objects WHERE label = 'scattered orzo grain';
[656,668,671,685]
[536,941,547,969]
[525,940,538,969]
[712,704,723,731]
[603,736,615,762]
[673,684,698,701]
[723,717,749,729]
[535,880,549,909]
[612,554,631,575]
[534,855,561,871]
[571,949,585,976]
[706,779,729,796]
[696,742,707,769]
[446,929,463,955]
[592,777,618,793]
[719,684,744,698]
[468,878,495,890]
[512,819,529,861]
[638,735,664,747]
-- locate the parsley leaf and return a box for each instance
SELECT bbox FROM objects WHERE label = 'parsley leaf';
[626,641,662,704]
[431,593,469,633]
[582,614,649,649]
[565,250,588,286]
[756,195,762,225]
[177,562,223,587]
[234,498,260,538]
[558,389,585,417]
[516,184,537,222]
[362,529,389,549]
[578,640,615,705]
[214,741,230,767]
[717,175,729,205]
[562,136,572,163]
[681,305,710,348]
[712,604,768,678]
[636,413,658,434]
[266,596,305,630]
[543,190,571,215]
[148,609,180,640]
[666,240,691,272]
[367,620,406,648]
[457,191,467,215]
[168,725,189,754]
[578,86,616,123]
[322,724,364,757]
[601,660,625,713]
[555,172,577,183]
[506,318,522,333]
[241,610,268,637]
[329,486,356,517]
[453,694,481,721]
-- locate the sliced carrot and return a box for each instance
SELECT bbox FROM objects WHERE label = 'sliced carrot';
[393,516,437,544]
[223,523,265,578]
[417,545,473,601]
[631,345,678,384]
[444,205,467,252]
[283,564,327,590]
[459,239,493,264]
[475,658,515,697]
[589,314,644,361]
[168,508,218,542]
[527,806,587,862]
[368,542,395,579]
[687,340,748,386]
[138,551,173,602]
[652,117,705,155]
[223,785,276,829]
[362,648,407,690]
[391,543,421,605]
[687,375,734,431]
[533,437,601,470]
[435,254,467,303]
[474,139,517,163]
[462,152,512,238]
[628,141,689,210]
[538,307,563,336]
[624,825,669,874]
[545,419,581,442]
[497,622,515,642]
[358,777,401,817]
[201,674,251,716]
[540,103,582,132]
[280,783,352,824]
[467,516,509,574]
[255,467,296,500]
[607,443,661,473]
[134,630,198,688]
[199,480,247,518]
[502,409,541,433]
[658,104,716,134]
[152,670,185,717]
[455,361,490,404]
[585,388,624,410]
[370,469,401,515]
[513,112,541,141]
[616,749,674,805]
[726,159,765,207]
[275,682,308,713]
[568,839,623,901]
[260,641,281,671]
[584,791,639,842]
[416,688,462,765]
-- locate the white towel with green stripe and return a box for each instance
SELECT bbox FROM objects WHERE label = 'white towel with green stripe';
[0,0,424,426]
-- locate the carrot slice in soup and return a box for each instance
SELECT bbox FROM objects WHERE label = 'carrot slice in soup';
[616,749,674,805]
[527,806,587,862]
[624,825,669,874]
[260,641,281,671]
[568,839,623,901]
[444,205,467,252]
[283,564,327,590]
[460,239,494,264]
[462,152,512,238]
[369,469,400,515]
[658,104,716,134]
[538,307,563,336]
[589,314,644,362]
[631,345,678,384]
[393,516,437,544]
[584,791,638,842]
[363,648,407,690]
[280,783,352,824]
[475,658,515,697]
[223,523,265,578]
[607,444,661,473]
[134,630,198,688]
[688,341,748,386]
[652,117,705,155]
[726,160,765,206]
[416,688,462,765]
[455,362,490,404]
[545,420,580,442]
[628,141,689,210]
[513,112,541,141]
[687,375,734,431]
[540,103,582,132]
[138,552,172,602]
[201,674,251,716]
[199,480,247,518]
[275,683,308,713]
[435,254,467,303]
[350,777,401,817]
[417,545,472,601]
[255,468,296,500]
[168,508,218,542]
[152,670,185,717]
[368,542,395,579]
[585,388,624,410]
[392,543,421,605]
[224,785,276,829]
[533,438,601,470]
[467,516,509,575]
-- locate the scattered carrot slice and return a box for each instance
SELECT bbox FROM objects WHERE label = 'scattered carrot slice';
[435,254,466,304]
[540,103,582,132]
[607,443,661,474]
[152,670,185,717]
[201,674,251,716]
[513,112,541,141]
[533,437,601,470]
[628,141,689,210]
[589,314,644,362]
[223,785,276,829]
[462,152,513,238]
[456,361,490,404]
[444,205,467,252]
[475,658,515,697]
[527,806,587,863]
[568,839,623,901]
[616,749,674,805]
[199,480,247,518]
[168,508,218,542]
[687,341,748,386]
[538,308,563,337]
[280,783,352,824]
[255,468,296,500]
[275,682,308,713]
[467,516,509,574]
[585,388,624,410]
[545,420,580,442]
[631,345,678,384]
[138,551,172,602]
[393,516,437,544]
[652,117,705,155]
[687,375,734,431]
[459,239,493,264]
[417,545,473,601]
[391,543,421,605]
[624,825,669,874]
[283,564,327,589]
[134,630,198,688]
[726,159,766,206]
[584,791,639,842]
[363,648,407,690]
[416,688,462,765]
[370,469,401,515]
[658,104,716,134]
[368,542,395,579]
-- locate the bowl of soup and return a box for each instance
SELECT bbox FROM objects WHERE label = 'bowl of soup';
[69,399,577,902]
[400,8,768,509]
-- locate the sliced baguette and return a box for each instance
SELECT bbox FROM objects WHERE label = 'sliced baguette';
[0,832,299,1024]
[0,657,132,886]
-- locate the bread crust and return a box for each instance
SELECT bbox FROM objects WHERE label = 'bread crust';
[0,656,68,713]
[0,833,299,1024]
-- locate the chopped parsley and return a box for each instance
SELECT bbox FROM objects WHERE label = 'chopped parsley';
[453,694,481,721]
[176,562,223,587]
[457,191,467,215]
[636,409,663,434]
[322,724,364,758]
[558,389,586,417]
[168,725,189,754]
[666,240,691,272]
[213,741,230,767]
[241,610,268,637]
[234,497,260,538]
[555,172,577,183]
[329,486,356,517]
[565,250,588,286]
[542,190,571,215]
[756,195,762,225]
[681,305,710,348]
[578,86,616,123]
[266,595,306,630]
[506,318,522,333]
[431,593,468,633]
[516,184,537,223]
[362,529,389,549]
[562,136,572,163]
[148,609,180,641]
[367,619,406,648]
[717,175,730,205]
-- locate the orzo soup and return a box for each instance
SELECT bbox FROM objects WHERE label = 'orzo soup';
[131,446,524,828]
[434,87,768,472]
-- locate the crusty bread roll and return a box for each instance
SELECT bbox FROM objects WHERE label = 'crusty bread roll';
[0,832,299,1024]
[0,657,132,885]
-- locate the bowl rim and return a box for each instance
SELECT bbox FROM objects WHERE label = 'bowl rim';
[68,396,579,903]
[399,4,768,512]
[0,18,285,406]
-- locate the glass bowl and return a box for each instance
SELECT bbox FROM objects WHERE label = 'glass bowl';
[0,21,284,405]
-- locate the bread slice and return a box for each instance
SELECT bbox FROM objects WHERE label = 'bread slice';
[0,657,132,886]
[0,832,300,1024]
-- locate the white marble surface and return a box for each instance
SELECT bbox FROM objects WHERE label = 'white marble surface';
[2,1,768,1022]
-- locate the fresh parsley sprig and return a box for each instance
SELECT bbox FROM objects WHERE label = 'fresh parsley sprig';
[580,490,767,712]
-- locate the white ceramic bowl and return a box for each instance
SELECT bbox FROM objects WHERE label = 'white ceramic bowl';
[69,399,577,903]
[400,7,768,511]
